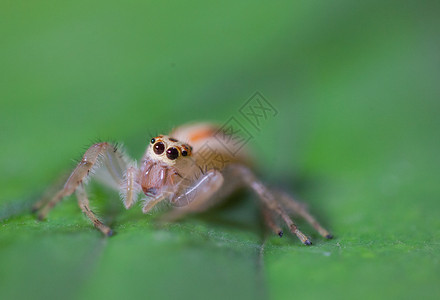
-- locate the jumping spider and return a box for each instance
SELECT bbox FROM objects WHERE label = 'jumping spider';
[33,122,332,245]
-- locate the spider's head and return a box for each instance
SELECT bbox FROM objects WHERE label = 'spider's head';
[147,135,192,166]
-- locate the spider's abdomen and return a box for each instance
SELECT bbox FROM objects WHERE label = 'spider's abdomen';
[170,122,252,170]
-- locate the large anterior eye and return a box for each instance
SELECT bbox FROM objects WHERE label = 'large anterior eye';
[153,142,165,154]
[166,147,179,160]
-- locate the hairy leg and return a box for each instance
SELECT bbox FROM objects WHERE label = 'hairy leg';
[32,172,70,213]
[36,142,130,221]
[227,164,312,245]
[76,183,113,236]
[275,190,332,239]
[261,205,283,237]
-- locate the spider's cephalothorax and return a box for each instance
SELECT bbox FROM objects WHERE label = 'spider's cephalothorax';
[140,135,193,197]
[34,122,333,244]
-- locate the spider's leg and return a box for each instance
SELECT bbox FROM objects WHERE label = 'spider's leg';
[120,165,142,209]
[36,143,130,228]
[227,164,312,245]
[76,183,113,236]
[159,169,225,222]
[275,190,332,239]
[142,194,167,213]
[261,205,283,237]
[32,172,70,213]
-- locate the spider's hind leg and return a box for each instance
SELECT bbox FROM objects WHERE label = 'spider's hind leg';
[261,204,283,238]
[227,164,313,245]
[276,190,333,239]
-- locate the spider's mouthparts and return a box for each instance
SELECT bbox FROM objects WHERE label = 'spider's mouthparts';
[144,187,158,196]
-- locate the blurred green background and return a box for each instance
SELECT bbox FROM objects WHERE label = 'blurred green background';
[1,0,439,299]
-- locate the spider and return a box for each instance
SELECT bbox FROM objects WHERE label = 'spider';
[33,122,332,245]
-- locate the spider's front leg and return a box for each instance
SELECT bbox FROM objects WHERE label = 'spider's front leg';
[34,142,133,236]
[153,169,225,221]
[76,182,113,236]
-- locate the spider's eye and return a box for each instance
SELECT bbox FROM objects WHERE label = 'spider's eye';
[150,138,155,144]
[153,142,165,155]
[181,150,188,156]
[166,147,179,160]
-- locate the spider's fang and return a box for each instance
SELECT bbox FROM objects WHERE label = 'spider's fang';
[278,231,283,238]
[325,234,334,239]
[303,239,312,246]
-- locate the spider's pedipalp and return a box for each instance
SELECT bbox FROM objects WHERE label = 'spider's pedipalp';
[120,162,142,209]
